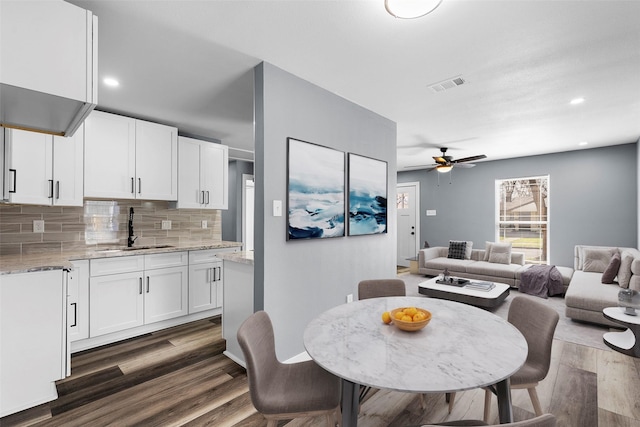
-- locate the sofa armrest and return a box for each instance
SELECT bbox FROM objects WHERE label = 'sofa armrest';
[419,247,446,268]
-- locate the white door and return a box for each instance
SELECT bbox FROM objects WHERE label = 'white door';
[397,182,420,267]
[52,124,84,206]
[144,266,189,324]
[201,142,228,209]
[135,120,178,201]
[6,129,52,205]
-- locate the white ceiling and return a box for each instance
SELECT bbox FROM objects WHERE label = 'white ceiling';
[68,0,640,169]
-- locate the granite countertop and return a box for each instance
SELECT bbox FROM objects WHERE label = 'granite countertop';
[216,250,254,266]
[0,241,243,275]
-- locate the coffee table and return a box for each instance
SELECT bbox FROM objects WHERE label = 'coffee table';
[418,276,510,309]
[603,306,640,357]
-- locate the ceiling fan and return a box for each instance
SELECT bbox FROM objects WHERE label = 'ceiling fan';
[430,147,486,173]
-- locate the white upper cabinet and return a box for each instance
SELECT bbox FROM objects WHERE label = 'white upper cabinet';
[84,111,177,201]
[1,127,84,206]
[0,0,97,136]
[176,136,228,209]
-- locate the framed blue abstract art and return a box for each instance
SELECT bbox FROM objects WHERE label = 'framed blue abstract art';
[347,153,387,236]
[287,138,345,240]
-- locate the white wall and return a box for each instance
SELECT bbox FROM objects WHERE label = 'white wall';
[254,62,397,360]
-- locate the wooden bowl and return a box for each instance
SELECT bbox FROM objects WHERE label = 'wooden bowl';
[390,307,432,332]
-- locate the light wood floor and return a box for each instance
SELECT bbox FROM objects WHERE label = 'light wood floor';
[2,316,640,427]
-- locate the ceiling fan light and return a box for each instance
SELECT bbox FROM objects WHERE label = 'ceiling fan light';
[436,164,452,173]
[385,0,443,19]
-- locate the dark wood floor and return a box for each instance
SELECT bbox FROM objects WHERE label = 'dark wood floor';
[2,316,640,427]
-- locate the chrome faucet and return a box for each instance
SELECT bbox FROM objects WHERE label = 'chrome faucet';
[127,207,137,247]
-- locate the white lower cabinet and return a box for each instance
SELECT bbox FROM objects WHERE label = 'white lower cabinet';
[188,250,223,314]
[89,252,188,338]
[68,260,89,342]
[0,269,67,417]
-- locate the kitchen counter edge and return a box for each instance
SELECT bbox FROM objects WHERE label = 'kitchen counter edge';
[0,241,243,275]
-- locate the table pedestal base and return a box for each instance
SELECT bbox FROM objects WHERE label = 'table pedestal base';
[342,380,359,427]
[604,328,640,357]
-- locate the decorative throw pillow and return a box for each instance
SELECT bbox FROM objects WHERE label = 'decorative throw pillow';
[464,241,473,259]
[449,240,473,259]
[488,242,512,265]
[583,248,617,273]
[618,251,634,289]
[483,241,494,261]
[447,241,467,260]
[601,253,621,284]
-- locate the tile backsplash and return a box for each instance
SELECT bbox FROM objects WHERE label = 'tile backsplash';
[0,200,222,256]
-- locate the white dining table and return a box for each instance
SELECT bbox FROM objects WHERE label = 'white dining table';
[303,296,528,426]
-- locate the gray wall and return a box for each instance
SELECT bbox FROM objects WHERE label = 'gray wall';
[221,160,254,243]
[254,62,397,360]
[398,143,638,267]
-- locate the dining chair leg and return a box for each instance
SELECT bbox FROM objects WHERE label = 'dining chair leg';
[447,392,456,413]
[527,386,543,416]
[483,388,492,422]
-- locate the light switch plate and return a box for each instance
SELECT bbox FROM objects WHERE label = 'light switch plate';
[161,220,172,230]
[426,210,437,216]
[273,200,283,217]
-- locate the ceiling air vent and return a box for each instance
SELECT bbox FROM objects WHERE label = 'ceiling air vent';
[428,76,466,93]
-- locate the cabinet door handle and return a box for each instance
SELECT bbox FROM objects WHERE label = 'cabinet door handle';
[55,181,60,200]
[201,191,205,205]
[146,276,150,293]
[138,178,142,194]
[131,177,135,194]
[217,266,221,281]
[139,277,143,294]
[9,169,16,193]
[70,302,77,328]
[48,179,54,198]
[205,191,210,205]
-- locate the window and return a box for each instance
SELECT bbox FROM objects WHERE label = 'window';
[397,192,409,210]
[496,176,549,264]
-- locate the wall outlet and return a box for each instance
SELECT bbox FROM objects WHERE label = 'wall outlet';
[33,220,44,233]
[201,220,207,229]
[161,220,172,230]
[346,294,353,303]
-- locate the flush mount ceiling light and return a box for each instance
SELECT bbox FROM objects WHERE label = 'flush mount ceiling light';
[385,0,443,19]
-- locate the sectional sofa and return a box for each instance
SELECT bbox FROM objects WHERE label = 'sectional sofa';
[418,242,574,290]
[565,245,640,327]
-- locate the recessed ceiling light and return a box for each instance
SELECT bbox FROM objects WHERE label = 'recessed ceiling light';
[578,141,588,146]
[103,77,120,87]
[570,97,585,105]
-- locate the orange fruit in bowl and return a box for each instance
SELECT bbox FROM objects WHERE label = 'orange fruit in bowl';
[404,307,418,317]
[394,311,405,320]
[382,311,392,324]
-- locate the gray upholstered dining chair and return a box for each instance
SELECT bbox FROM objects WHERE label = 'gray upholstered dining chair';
[413,413,556,426]
[358,278,406,300]
[483,296,559,421]
[237,311,341,427]
[449,296,559,422]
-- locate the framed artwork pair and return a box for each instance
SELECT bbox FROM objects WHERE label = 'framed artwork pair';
[286,137,387,240]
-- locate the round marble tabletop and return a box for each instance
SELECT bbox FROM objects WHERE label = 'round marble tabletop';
[303,296,527,393]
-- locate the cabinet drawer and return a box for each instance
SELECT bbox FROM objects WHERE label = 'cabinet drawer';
[145,251,187,270]
[189,248,237,265]
[90,255,144,277]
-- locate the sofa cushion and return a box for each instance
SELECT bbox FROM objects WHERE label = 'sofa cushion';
[483,241,493,261]
[565,271,621,313]
[424,257,475,272]
[601,253,621,284]
[466,261,522,279]
[447,241,467,260]
[582,247,617,273]
[488,242,512,264]
[618,250,634,288]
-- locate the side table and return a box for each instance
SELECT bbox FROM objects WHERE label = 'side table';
[603,306,640,357]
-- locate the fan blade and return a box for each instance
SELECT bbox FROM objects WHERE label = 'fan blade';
[453,163,476,168]
[453,154,486,163]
